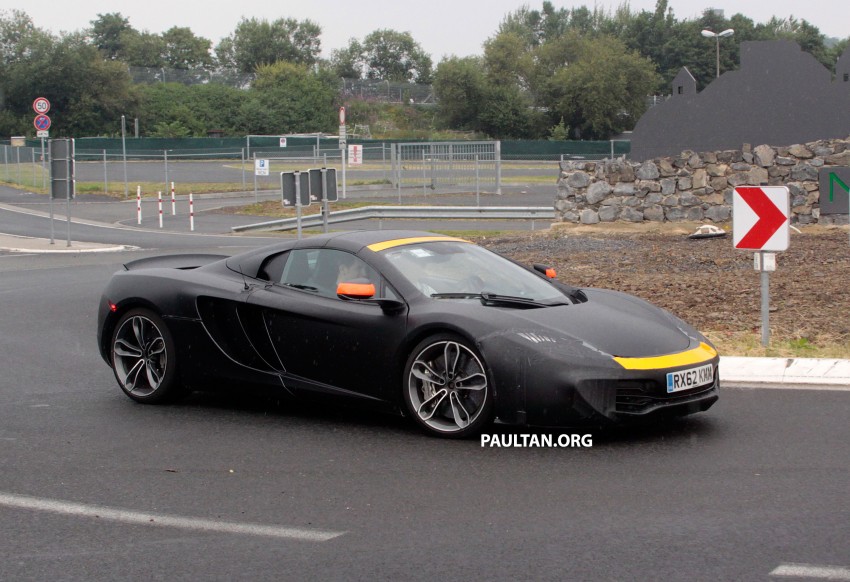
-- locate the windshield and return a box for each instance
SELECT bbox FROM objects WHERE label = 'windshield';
[381,242,566,302]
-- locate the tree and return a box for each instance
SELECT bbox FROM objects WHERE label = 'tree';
[329,39,364,79]
[548,117,570,140]
[826,37,849,73]
[360,29,432,82]
[1,9,52,64]
[548,35,659,139]
[433,56,486,129]
[477,83,542,139]
[0,10,55,134]
[89,12,134,60]
[482,31,533,89]
[1,30,136,136]
[215,17,321,73]
[617,0,676,90]
[132,82,245,136]
[755,16,829,67]
[122,31,166,67]
[161,27,213,69]
[497,1,570,47]
[246,61,338,133]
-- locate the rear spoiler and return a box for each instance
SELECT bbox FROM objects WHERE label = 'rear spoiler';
[123,253,229,271]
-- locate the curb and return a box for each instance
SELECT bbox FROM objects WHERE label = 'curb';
[719,356,850,387]
[0,233,133,254]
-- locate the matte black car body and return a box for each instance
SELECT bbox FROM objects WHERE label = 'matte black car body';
[98,230,719,435]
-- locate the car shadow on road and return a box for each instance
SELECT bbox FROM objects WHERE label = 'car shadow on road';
[166,388,722,445]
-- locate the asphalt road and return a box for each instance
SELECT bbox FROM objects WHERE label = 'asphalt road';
[1,184,849,580]
[0,238,848,580]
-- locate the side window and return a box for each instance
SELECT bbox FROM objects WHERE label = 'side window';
[257,252,289,283]
[278,249,395,300]
[280,249,319,289]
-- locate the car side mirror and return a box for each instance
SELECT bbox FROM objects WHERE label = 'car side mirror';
[533,263,557,279]
[337,282,376,299]
[337,282,406,313]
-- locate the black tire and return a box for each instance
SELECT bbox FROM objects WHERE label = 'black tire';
[111,308,181,404]
[402,333,493,438]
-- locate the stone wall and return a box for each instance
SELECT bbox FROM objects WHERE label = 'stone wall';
[555,137,850,225]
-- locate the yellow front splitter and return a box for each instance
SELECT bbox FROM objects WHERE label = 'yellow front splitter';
[613,342,717,371]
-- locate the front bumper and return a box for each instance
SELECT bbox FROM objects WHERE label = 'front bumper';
[522,363,720,427]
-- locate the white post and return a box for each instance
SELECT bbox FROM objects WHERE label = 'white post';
[158,191,163,228]
[341,147,347,199]
[136,185,142,225]
[40,137,46,190]
[163,149,169,199]
[122,115,128,199]
[495,141,502,195]
[759,251,770,347]
[189,193,195,231]
[171,181,176,215]
[253,152,258,202]
[103,149,108,195]
[475,154,480,207]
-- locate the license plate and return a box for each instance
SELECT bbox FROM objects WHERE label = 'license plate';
[666,363,714,393]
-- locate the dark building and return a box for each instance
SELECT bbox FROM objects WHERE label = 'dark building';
[630,41,850,162]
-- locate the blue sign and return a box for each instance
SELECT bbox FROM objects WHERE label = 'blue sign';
[34,114,51,131]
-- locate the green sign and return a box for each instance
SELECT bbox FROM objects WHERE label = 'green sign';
[818,167,850,214]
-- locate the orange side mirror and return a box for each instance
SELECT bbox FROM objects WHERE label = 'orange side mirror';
[337,282,376,299]
[533,263,557,279]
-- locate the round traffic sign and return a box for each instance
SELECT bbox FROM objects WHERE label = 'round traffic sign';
[33,97,50,115]
[339,106,346,125]
[34,114,51,131]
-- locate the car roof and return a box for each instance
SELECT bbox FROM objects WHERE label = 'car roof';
[225,230,472,275]
[295,230,470,253]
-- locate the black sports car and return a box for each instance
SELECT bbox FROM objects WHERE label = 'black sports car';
[97,230,719,437]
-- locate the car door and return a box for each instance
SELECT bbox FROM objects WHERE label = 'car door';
[247,248,408,401]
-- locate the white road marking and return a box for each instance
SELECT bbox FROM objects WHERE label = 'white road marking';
[0,492,345,542]
[723,382,850,392]
[771,563,850,580]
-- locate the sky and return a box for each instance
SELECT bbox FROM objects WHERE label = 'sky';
[7,0,848,61]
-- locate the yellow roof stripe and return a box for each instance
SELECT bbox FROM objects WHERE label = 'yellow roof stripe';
[613,342,717,370]
[367,236,471,252]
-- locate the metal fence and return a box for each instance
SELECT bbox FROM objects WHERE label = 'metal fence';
[340,79,434,104]
[1,143,48,189]
[4,138,631,201]
[391,141,501,196]
[125,68,435,103]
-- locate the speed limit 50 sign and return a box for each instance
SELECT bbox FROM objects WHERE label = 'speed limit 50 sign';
[33,97,50,114]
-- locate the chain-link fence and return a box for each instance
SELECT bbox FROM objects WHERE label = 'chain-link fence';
[1,143,49,190]
[125,68,435,104]
[340,79,434,104]
[3,137,631,201]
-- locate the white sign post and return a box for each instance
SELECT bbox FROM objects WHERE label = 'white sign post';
[33,99,51,187]
[732,186,790,346]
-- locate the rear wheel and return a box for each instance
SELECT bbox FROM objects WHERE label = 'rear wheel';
[111,308,181,403]
[403,334,493,438]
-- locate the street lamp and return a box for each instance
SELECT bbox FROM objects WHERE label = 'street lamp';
[701,28,734,78]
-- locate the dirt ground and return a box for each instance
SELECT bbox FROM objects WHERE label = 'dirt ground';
[478,222,850,356]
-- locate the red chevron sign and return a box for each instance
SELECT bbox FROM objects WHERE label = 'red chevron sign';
[733,186,789,251]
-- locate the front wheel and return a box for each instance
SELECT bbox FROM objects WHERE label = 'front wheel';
[111,308,181,403]
[403,334,493,438]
